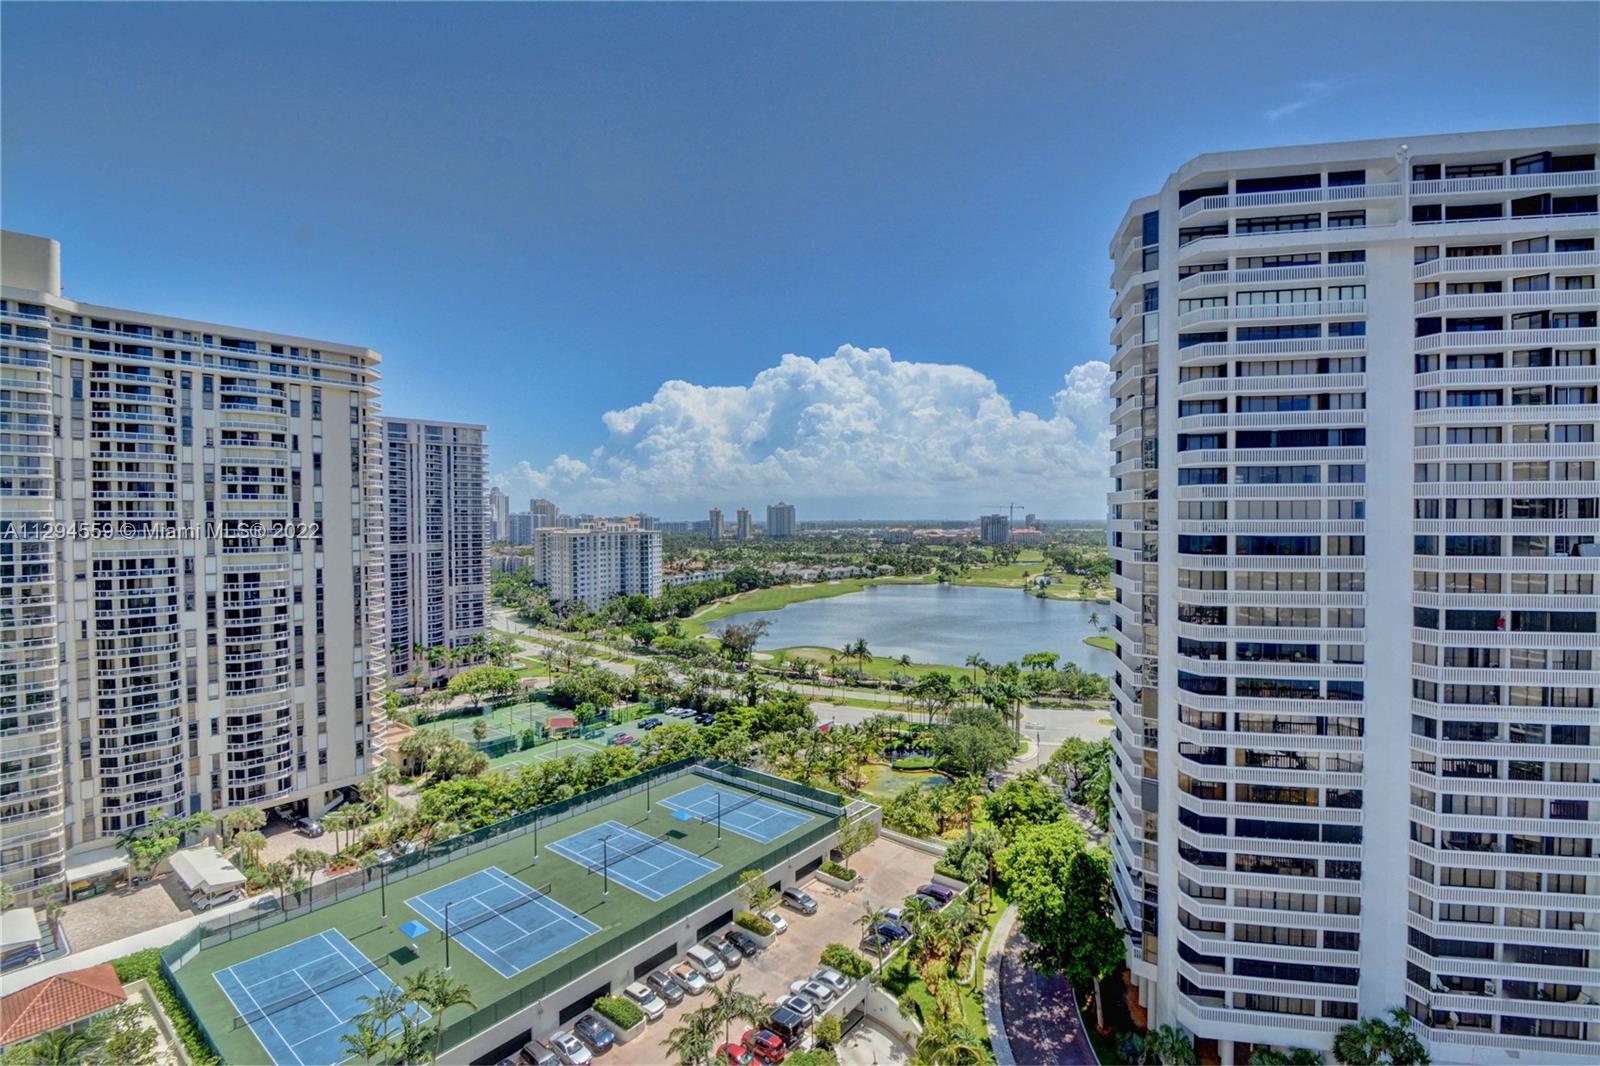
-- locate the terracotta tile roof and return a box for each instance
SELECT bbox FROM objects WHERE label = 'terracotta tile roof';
[0,964,127,1045]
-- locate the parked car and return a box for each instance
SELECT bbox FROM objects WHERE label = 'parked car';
[765,1009,807,1048]
[623,981,666,1021]
[918,883,956,904]
[875,920,910,942]
[911,891,946,911]
[519,1040,559,1066]
[548,1031,592,1066]
[811,966,850,994]
[192,889,241,911]
[573,1015,615,1053]
[787,979,834,1010]
[776,995,815,1023]
[884,906,904,926]
[671,962,709,994]
[779,887,816,915]
[718,1044,757,1066]
[762,909,789,934]
[704,935,743,967]
[295,816,324,837]
[741,1029,788,1063]
[686,943,727,979]
[646,969,685,1005]
[726,929,762,956]
[639,717,662,730]
[859,932,892,957]
[610,733,637,747]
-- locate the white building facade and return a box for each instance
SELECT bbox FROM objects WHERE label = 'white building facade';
[766,501,797,538]
[0,231,389,902]
[1105,127,1598,1063]
[381,417,488,678]
[532,526,662,609]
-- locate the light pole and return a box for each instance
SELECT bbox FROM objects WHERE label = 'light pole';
[600,833,612,899]
[379,857,390,924]
[444,900,453,971]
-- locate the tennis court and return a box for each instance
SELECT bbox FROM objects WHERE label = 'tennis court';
[547,819,721,901]
[213,929,425,1066]
[660,782,816,843]
[405,866,600,979]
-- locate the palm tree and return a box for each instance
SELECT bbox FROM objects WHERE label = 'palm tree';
[661,1007,719,1066]
[707,974,767,1046]
[911,1020,986,1065]
[405,967,478,1062]
[1330,1008,1429,1065]
[233,830,268,873]
[856,903,890,973]
[341,1016,390,1064]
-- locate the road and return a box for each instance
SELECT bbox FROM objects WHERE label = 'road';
[491,609,1113,754]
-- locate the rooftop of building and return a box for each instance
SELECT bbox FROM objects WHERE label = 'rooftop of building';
[0,962,127,1046]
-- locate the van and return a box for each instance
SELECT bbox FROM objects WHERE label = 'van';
[519,1040,559,1066]
[779,886,816,915]
[685,943,727,980]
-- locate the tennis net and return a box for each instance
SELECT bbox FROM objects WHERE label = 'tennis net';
[234,956,387,1028]
[446,880,557,938]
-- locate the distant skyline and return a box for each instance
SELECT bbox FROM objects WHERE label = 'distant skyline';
[4,3,1596,518]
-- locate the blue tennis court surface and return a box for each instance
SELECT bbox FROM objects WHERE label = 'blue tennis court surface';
[661,782,814,843]
[214,929,424,1066]
[547,819,721,901]
[405,866,600,979]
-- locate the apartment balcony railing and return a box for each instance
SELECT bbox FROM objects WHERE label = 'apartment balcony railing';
[1177,182,1403,222]
[1413,326,1600,353]
[1177,300,1367,327]
[1410,170,1598,197]
[1413,250,1599,280]
[1413,289,1596,314]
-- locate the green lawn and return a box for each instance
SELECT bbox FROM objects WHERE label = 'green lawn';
[682,575,932,636]
[169,772,828,1065]
[774,646,972,681]
[860,763,949,807]
[1083,635,1115,651]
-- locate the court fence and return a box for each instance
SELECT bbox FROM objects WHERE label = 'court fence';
[160,759,848,1055]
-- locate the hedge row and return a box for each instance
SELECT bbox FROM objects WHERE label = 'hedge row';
[593,994,644,1030]
[112,949,220,1065]
[735,910,775,937]
[820,859,858,882]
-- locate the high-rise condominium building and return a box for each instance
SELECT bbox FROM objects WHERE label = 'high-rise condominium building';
[1105,127,1597,1064]
[708,507,725,540]
[734,507,753,540]
[381,418,487,677]
[979,513,1010,544]
[530,497,559,529]
[507,512,535,546]
[0,231,389,902]
[532,526,661,608]
[766,501,797,538]
[486,486,510,542]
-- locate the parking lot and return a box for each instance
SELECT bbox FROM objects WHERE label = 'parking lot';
[598,834,939,1065]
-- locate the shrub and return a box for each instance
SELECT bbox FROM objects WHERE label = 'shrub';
[933,856,962,879]
[520,728,541,750]
[112,949,221,1065]
[593,994,644,1030]
[820,859,857,882]
[891,755,935,771]
[735,910,775,937]
[815,1014,843,1049]
[820,943,873,979]
[786,1051,839,1066]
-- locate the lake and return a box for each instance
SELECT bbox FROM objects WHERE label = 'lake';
[709,583,1117,674]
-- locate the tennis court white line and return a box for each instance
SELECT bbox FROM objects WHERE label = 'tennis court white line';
[483,868,598,936]
[317,930,394,1019]
[219,955,307,1066]
[410,869,591,978]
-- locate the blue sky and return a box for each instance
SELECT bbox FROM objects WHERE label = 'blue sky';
[5,3,1596,518]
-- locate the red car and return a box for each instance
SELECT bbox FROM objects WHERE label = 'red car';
[717,1043,756,1066]
[741,1029,787,1063]
[610,733,637,746]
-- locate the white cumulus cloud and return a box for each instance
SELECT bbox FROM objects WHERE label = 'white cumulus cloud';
[492,345,1112,518]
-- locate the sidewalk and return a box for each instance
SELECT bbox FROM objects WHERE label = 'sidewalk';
[995,917,1098,1065]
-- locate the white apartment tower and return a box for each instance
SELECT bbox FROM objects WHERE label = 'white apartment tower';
[0,231,389,902]
[734,506,753,540]
[381,417,488,678]
[532,526,662,609]
[529,497,559,529]
[486,485,510,542]
[708,507,725,540]
[1106,127,1598,1064]
[766,501,797,538]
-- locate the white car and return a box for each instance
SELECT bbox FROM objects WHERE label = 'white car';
[670,962,708,995]
[788,979,835,1009]
[548,1031,591,1066]
[762,909,789,934]
[812,966,850,994]
[623,981,666,1022]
